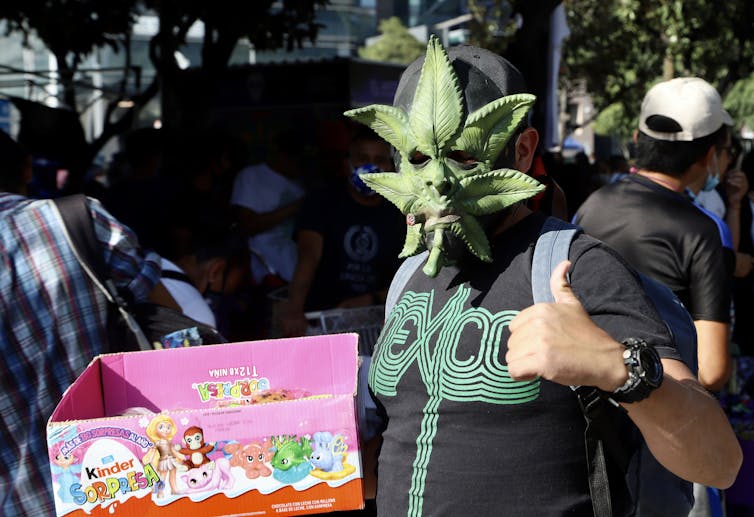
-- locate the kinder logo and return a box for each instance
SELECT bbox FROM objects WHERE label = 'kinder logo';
[69,439,159,506]
[192,377,270,402]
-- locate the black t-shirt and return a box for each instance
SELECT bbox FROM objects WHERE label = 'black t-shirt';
[574,174,731,323]
[296,185,404,310]
[370,212,677,517]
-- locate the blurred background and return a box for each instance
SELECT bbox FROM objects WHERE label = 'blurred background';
[0,0,752,192]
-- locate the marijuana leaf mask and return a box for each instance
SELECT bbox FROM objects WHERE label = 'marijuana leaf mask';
[345,36,544,277]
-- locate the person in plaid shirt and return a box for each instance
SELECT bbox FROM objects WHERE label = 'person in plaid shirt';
[0,131,164,516]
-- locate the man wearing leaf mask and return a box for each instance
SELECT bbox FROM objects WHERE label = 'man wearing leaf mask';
[346,37,741,517]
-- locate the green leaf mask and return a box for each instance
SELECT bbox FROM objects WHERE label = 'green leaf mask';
[345,36,544,277]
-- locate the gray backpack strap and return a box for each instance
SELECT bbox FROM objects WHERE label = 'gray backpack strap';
[532,217,580,303]
[532,218,628,517]
[385,251,428,316]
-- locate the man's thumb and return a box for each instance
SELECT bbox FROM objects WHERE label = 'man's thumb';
[550,260,579,305]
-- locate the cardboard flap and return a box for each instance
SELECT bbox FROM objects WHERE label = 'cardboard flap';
[48,357,105,422]
[96,333,359,417]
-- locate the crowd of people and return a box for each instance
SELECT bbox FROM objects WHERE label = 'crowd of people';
[2,35,754,517]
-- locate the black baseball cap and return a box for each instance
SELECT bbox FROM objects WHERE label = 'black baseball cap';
[393,44,529,115]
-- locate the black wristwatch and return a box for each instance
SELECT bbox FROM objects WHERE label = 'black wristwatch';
[611,337,664,403]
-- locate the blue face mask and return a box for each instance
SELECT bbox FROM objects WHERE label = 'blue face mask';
[702,154,720,192]
[350,163,382,196]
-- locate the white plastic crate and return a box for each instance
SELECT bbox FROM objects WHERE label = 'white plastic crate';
[304,305,385,355]
[304,305,385,441]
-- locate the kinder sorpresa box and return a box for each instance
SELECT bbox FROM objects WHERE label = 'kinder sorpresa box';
[46,334,364,516]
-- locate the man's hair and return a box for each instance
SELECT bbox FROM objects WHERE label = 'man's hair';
[608,154,629,171]
[634,125,728,177]
[0,130,29,193]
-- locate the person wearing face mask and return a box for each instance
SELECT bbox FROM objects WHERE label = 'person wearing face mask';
[343,40,741,517]
[575,77,735,394]
[691,139,753,280]
[277,126,405,339]
[158,230,230,329]
[685,148,735,262]
[575,79,740,516]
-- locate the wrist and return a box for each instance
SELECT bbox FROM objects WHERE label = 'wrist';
[600,344,630,392]
[611,338,664,403]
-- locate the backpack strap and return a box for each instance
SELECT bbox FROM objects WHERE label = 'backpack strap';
[161,269,195,286]
[532,217,627,517]
[531,217,580,304]
[53,194,108,279]
[385,251,428,316]
[51,194,151,351]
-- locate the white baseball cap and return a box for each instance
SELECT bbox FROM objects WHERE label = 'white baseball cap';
[639,77,733,141]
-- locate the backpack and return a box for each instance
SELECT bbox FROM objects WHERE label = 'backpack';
[51,194,226,352]
[384,216,697,517]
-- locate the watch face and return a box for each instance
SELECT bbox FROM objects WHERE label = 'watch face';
[639,348,663,386]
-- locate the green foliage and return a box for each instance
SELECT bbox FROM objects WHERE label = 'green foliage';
[0,0,137,60]
[724,73,754,131]
[466,0,518,56]
[563,0,754,139]
[357,17,424,65]
[146,0,328,64]
[592,103,635,141]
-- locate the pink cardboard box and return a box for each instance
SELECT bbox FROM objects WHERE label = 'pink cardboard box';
[46,334,364,516]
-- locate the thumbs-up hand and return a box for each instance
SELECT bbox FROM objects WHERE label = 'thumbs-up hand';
[507,260,628,391]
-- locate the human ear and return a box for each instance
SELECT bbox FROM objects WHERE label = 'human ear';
[514,127,539,172]
[206,258,228,292]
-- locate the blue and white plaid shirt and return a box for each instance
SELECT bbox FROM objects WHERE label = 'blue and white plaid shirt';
[0,193,161,516]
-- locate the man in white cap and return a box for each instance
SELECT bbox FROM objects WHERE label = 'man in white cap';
[576,77,735,393]
[575,78,738,515]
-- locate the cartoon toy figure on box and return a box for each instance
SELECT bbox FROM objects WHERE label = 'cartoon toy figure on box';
[177,426,214,468]
[270,435,313,484]
[143,414,185,497]
[181,458,234,494]
[49,442,82,503]
[309,432,356,480]
[225,439,275,479]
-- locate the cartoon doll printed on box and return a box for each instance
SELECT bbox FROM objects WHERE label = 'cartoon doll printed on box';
[143,413,185,497]
[49,441,83,503]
